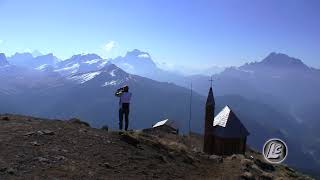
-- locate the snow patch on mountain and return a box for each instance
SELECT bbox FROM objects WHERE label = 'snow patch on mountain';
[69,71,102,84]
[84,59,102,65]
[36,64,49,70]
[98,61,109,68]
[101,74,135,87]
[138,54,150,58]
[239,69,254,74]
[55,63,80,74]
[110,69,117,77]
[102,80,118,86]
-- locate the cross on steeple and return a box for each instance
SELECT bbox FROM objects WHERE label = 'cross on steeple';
[209,76,214,88]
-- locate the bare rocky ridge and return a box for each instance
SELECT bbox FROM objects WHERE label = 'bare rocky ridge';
[0,114,313,180]
[0,53,9,66]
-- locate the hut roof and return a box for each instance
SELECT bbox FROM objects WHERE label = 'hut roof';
[213,106,249,138]
[152,119,176,129]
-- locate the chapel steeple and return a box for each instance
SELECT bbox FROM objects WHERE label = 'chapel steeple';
[203,86,215,154]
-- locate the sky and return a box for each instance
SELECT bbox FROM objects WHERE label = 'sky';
[0,0,319,69]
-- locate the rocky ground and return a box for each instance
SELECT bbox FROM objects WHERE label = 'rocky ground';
[0,114,314,180]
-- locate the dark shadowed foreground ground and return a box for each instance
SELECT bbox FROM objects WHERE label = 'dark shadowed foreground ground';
[0,114,314,180]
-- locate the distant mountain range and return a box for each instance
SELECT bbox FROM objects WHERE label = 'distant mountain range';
[8,52,58,69]
[0,50,319,176]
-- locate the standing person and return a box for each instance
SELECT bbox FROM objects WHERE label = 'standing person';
[115,85,132,131]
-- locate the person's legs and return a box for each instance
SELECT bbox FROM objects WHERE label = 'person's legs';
[119,108,123,130]
[124,107,129,131]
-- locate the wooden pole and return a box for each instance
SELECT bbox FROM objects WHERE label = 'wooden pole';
[189,82,192,136]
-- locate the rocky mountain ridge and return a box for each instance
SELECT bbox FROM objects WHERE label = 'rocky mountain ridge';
[0,53,9,66]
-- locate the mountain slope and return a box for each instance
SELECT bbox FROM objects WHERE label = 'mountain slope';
[0,114,313,179]
[25,63,205,131]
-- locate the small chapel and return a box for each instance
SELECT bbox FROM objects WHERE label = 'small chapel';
[203,86,250,155]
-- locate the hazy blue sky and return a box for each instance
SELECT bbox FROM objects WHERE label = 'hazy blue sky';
[0,0,319,68]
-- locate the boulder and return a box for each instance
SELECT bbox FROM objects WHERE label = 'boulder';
[241,172,254,180]
[101,125,109,131]
[6,168,15,175]
[209,155,223,163]
[34,157,50,163]
[1,117,9,121]
[250,164,264,175]
[30,141,41,146]
[260,172,274,180]
[120,134,140,147]
[68,118,90,127]
[227,154,245,160]
[38,130,55,135]
[254,159,275,172]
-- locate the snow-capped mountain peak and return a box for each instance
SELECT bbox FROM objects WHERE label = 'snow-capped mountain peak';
[68,63,135,87]
[111,49,158,76]
[55,53,108,76]
[67,53,102,63]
